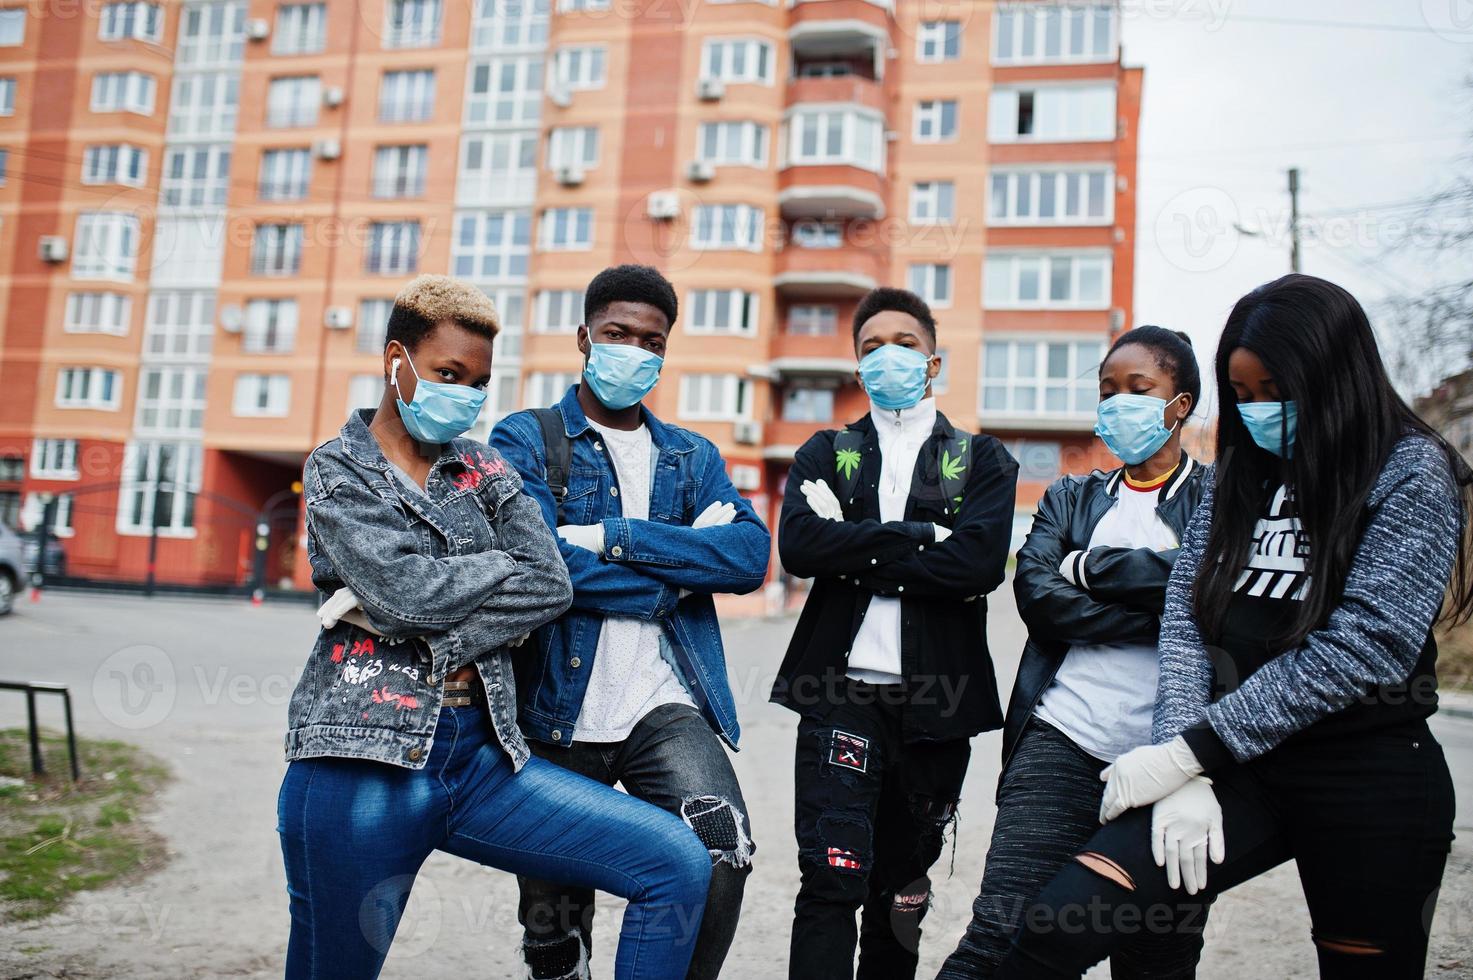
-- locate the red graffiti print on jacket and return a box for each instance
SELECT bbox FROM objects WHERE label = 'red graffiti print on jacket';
[370,686,420,711]
[331,636,375,664]
[453,451,509,491]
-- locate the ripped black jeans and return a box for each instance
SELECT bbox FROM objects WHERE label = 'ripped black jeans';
[997,721,1455,979]
[790,680,972,980]
[518,702,753,980]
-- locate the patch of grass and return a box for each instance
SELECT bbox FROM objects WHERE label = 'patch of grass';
[0,728,169,921]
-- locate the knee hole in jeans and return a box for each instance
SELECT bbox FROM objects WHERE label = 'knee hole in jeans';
[1075,852,1135,891]
[680,795,754,871]
[1314,935,1385,956]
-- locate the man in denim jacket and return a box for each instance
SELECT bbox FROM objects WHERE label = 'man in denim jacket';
[492,265,771,980]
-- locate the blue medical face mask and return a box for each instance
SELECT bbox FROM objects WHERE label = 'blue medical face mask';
[1238,399,1298,458]
[391,348,487,444]
[583,342,664,411]
[1095,392,1185,466]
[858,344,933,411]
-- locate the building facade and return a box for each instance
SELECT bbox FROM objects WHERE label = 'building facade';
[0,0,1140,595]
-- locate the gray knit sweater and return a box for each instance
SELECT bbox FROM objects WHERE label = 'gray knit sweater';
[1152,434,1463,764]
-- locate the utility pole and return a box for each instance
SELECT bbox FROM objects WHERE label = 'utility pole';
[1288,167,1302,273]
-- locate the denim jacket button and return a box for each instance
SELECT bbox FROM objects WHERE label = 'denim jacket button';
[551,729,562,741]
[610,545,623,557]
[610,486,619,497]
[594,441,603,451]
[407,747,422,761]
[570,657,582,668]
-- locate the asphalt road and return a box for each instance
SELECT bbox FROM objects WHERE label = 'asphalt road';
[2,587,1471,978]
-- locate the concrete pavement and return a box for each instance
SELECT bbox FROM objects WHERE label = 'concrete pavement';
[1,587,1471,978]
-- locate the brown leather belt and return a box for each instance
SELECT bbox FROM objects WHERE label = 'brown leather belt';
[442,678,483,708]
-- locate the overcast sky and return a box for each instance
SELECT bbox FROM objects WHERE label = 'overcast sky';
[1121,0,1472,416]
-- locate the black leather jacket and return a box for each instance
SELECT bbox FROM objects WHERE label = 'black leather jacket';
[1000,452,1208,776]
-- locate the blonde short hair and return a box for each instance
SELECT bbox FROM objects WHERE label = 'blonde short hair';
[386,275,500,349]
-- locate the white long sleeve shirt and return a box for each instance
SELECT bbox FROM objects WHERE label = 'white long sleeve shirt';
[845,397,937,684]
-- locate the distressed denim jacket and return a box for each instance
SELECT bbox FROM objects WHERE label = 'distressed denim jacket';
[284,409,573,771]
[491,386,771,749]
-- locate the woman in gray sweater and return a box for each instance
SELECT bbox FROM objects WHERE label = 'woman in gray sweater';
[995,274,1470,979]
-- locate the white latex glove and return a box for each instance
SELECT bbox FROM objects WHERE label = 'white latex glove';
[318,586,360,629]
[1151,776,1226,895]
[693,500,736,529]
[338,607,383,636]
[801,480,845,522]
[932,524,952,543]
[558,523,605,555]
[1099,736,1203,823]
[508,632,531,648]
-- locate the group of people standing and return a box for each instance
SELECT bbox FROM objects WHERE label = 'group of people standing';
[276,264,1466,980]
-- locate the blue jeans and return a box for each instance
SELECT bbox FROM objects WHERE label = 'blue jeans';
[277,705,711,980]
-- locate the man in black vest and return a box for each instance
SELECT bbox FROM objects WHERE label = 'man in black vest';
[773,287,1019,980]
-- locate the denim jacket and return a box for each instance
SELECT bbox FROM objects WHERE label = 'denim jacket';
[491,385,771,749]
[285,409,573,771]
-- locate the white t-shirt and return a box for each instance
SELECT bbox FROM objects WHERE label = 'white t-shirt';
[846,398,937,685]
[574,419,695,742]
[1034,479,1178,762]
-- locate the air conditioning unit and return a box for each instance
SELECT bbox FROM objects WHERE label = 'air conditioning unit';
[733,420,762,446]
[219,304,245,334]
[322,86,346,108]
[246,17,270,40]
[685,160,715,184]
[555,166,585,187]
[1109,308,1126,332]
[38,236,68,263]
[729,464,761,492]
[548,84,572,108]
[646,190,680,220]
[697,78,725,102]
[313,138,342,160]
[324,306,353,330]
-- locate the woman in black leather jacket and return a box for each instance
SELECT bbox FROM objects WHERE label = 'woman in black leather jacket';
[939,326,1209,979]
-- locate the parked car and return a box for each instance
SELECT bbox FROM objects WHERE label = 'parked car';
[0,524,23,615]
[21,533,67,579]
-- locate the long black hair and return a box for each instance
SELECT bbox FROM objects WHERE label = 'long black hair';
[1194,274,1473,647]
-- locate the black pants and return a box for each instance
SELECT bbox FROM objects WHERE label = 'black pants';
[939,718,1203,979]
[789,680,972,980]
[997,722,1455,979]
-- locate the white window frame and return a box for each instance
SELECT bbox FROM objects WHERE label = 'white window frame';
[916,19,960,63]
[782,385,834,424]
[452,210,531,280]
[992,3,1117,66]
[82,144,149,188]
[347,374,383,415]
[258,147,311,202]
[144,290,215,359]
[989,165,1114,225]
[373,144,429,198]
[547,126,599,171]
[458,132,537,206]
[914,99,958,142]
[64,292,132,335]
[690,204,763,252]
[365,221,421,275]
[790,220,842,249]
[98,2,159,43]
[533,289,583,333]
[167,72,238,139]
[538,207,593,251]
[988,83,1117,144]
[700,37,774,85]
[384,0,441,48]
[356,297,393,353]
[678,373,752,422]
[473,0,549,51]
[72,212,139,282]
[787,303,837,335]
[465,57,540,126]
[135,365,207,435]
[908,262,952,308]
[243,298,298,353]
[379,69,436,123]
[551,44,606,91]
[909,180,955,224]
[696,121,767,167]
[526,371,577,408]
[273,2,325,54]
[56,367,122,410]
[251,223,304,276]
[31,439,79,480]
[784,106,884,172]
[117,440,203,535]
[266,75,321,127]
[984,250,1113,310]
[90,71,156,114]
[980,335,1106,420]
[161,144,231,209]
[176,1,245,67]
[0,7,25,45]
[557,0,607,11]
[687,289,758,337]
[232,374,292,417]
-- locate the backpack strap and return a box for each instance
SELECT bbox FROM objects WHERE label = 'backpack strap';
[531,408,572,524]
[937,432,972,520]
[832,428,866,510]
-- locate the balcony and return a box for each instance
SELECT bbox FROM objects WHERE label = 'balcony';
[786,73,886,114]
[789,1,891,70]
[775,243,883,298]
[778,166,885,220]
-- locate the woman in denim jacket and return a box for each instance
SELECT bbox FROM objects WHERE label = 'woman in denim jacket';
[277,276,711,980]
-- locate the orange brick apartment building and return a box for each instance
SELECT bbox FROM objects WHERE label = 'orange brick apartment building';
[0,0,1139,595]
